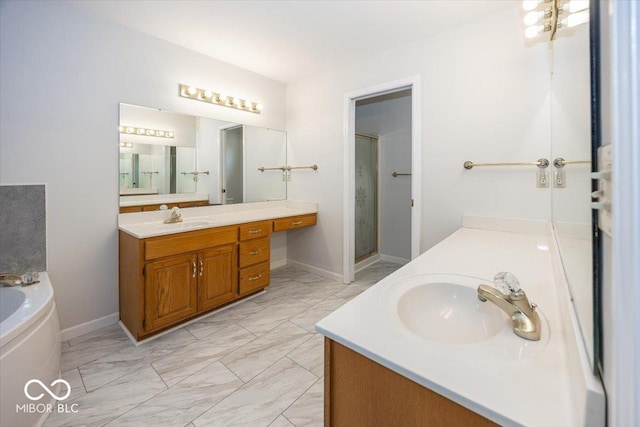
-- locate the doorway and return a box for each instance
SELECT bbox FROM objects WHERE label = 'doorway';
[344,76,421,283]
[221,125,243,204]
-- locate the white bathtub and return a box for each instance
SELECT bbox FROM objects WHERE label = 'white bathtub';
[0,273,62,427]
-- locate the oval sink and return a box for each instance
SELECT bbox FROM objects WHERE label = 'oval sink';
[396,281,507,344]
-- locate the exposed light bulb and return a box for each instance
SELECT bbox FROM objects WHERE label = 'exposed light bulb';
[119,142,125,147]
[524,11,543,26]
[256,103,263,111]
[146,129,155,136]
[137,128,145,135]
[522,0,540,11]
[525,25,544,39]
[126,127,134,133]
[567,0,589,13]
[118,126,124,133]
[186,86,197,96]
[126,143,133,148]
[564,9,589,27]
[157,130,165,137]
[218,94,228,103]
[232,98,240,106]
[203,90,213,98]
[167,132,174,138]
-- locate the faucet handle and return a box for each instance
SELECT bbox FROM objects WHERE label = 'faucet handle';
[493,271,520,294]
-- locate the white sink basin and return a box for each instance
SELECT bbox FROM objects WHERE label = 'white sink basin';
[396,281,507,344]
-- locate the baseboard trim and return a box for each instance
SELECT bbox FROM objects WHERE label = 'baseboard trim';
[380,254,410,265]
[355,254,381,273]
[61,312,119,341]
[270,258,287,270]
[287,259,342,282]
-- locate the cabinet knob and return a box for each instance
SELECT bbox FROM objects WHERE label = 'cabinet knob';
[192,260,196,278]
[199,259,204,276]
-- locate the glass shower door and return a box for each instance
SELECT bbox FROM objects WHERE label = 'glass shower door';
[355,134,378,262]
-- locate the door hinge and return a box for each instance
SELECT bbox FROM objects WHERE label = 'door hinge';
[142,318,146,329]
[411,199,414,207]
[142,265,145,275]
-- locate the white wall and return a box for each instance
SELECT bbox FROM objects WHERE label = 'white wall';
[0,1,286,331]
[244,126,287,202]
[356,93,412,262]
[286,4,551,277]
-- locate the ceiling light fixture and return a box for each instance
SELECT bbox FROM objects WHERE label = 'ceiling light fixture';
[179,84,262,114]
[119,126,175,139]
[523,0,589,41]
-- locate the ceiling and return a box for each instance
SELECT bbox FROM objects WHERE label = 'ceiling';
[67,0,506,84]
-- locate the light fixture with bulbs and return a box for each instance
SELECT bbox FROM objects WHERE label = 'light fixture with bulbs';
[119,126,174,138]
[523,0,589,41]
[179,84,262,114]
[119,142,133,148]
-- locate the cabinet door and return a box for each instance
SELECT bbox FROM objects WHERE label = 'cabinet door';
[144,253,198,332]
[198,244,238,311]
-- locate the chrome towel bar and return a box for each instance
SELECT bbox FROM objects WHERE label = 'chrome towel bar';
[258,164,318,172]
[392,172,411,177]
[553,158,591,168]
[463,158,549,170]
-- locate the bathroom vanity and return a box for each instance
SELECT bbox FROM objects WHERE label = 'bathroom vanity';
[317,217,604,427]
[118,201,316,341]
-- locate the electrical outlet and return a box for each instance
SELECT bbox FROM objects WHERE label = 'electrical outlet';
[554,170,566,188]
[536,170,549,188]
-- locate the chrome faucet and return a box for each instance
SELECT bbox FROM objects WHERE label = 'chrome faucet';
[477,272,541,341]
[164,207,183,224]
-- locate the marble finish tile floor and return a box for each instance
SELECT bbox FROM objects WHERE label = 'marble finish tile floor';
[47,261,401,427]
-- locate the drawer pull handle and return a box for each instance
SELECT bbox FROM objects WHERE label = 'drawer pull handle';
[249,229,262,234]
[192,260,197,278]
[249,274,262,281]
[292,221,303,226]
[249,250,260,255]
[199,259,204,276]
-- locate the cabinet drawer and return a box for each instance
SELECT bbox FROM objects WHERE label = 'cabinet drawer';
[273,213,317,232]
[145,226,237,261]
[239,238,270,268]
[239,220,272,241]
[239,262,270,295]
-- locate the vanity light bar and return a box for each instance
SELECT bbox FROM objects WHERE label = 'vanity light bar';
[522,0,589,40]
[119,142,133,148]
[179,84,262,114]
[119,126,175,139]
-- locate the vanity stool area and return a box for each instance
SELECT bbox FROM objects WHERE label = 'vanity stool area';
[118,201,317,341]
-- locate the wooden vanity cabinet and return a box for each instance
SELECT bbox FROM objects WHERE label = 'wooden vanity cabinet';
[119,200,209,214]
[119,225,239,339]
[144,253,198,332]
[197,244,238,311]
[324,338,498,427]
[119,213,317,340]
[238,221,271,296]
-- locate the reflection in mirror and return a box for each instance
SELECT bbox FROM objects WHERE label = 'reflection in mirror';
[119,144,196,194]
[550,23,594,367]
[119,104,287,207]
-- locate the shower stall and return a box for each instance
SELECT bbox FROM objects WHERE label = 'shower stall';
[355,133,379,263]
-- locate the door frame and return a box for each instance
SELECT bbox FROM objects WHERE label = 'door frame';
[342,76,421,283]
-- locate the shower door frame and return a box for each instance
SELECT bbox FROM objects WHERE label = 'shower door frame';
[354,132,381,264]
[342,76,422,284]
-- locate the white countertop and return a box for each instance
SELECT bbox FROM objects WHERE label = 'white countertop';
[118,200,318,239]
[316,224,580,427]
[119,192,209,207]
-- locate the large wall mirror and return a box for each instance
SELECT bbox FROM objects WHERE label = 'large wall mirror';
[550,20,597,369]
[119,103,287,206]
